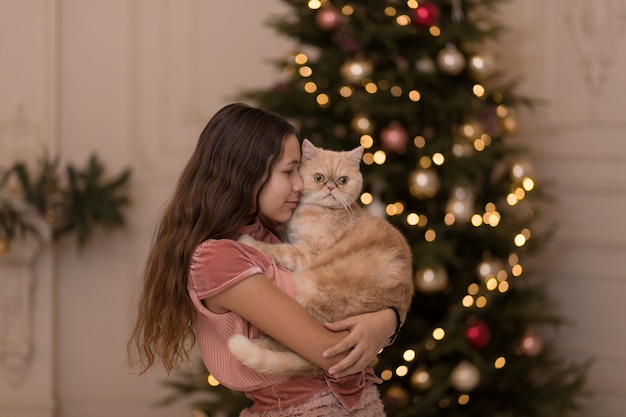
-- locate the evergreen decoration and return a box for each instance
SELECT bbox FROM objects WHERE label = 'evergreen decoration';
[165,1,590,416]
[0,152,131,248]
[159,362,252,417]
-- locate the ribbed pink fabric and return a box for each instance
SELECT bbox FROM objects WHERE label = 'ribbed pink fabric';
[188,221,294,391]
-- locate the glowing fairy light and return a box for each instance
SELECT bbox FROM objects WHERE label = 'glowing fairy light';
[307,0,322,9]
[360,192,373,205]
[360,134,374,148]
[432,327,445,340]
[208,374,220,386]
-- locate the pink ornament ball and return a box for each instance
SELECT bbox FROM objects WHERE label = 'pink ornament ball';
[316,7,342,31]
[414,2,441,27]
[380,123,408,152]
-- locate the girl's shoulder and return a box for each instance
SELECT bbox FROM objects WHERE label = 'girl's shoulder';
[189,239,272,298]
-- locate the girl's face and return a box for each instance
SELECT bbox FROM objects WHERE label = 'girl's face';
[259,134,303,223]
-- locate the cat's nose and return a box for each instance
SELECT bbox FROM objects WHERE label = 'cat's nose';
[327,186,335,191]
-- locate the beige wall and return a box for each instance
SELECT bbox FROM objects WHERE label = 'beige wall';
[0,1,624,416]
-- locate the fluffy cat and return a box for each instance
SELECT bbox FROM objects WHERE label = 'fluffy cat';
[230,139,414,375]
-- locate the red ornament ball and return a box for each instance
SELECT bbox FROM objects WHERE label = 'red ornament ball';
[380,123,408,152]
[413,2,441,27]
[316,7,342,31]
[465,320,491,348]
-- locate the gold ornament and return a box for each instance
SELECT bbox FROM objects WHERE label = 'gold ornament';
[437,44,466,76]
[340,57,373,83]
[415,267,449,293]
[450,360,481,391]
[409,168,440,199]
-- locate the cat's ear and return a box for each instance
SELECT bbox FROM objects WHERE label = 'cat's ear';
[348,146,365,166]
[301,139,318,162]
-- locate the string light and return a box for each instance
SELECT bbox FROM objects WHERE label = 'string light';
[208,374,220,386]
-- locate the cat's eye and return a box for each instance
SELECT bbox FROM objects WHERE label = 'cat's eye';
[314,173,326,183]
[336,176,348,186]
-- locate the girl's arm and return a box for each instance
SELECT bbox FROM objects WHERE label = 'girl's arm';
[204,274,394,377]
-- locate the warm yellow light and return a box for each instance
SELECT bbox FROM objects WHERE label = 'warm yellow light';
[316,93,330,107]
[390,86,403,97]
[341,5,354,15]
[403,349,416,362]
[360,192,373,205]
[429,26,441,36]
[381,369,393,380]
[407,213,419,226]
[409,90,421,102]
[474,138,485,151]
[394,202,405,214]
[468,283,480,295]
[496,104,509,117]
[414,135,426,148]
[523,177,535,191]
[498,281,510,293]
[425,229,436,242]
[384,7,397,16]
[308,0,322,9]
[511,264,523,277]
[476,296,487,308]
[365,82,378,93]
[462,295,474,307]
[299,66,313,77]
[339,86,353,97]
[445,213,456,225]
[419,156,432,168]
[386,204,398,216]
[473,84,485,97]
[432,153,445,165]
[506,193,518,205]
[360,134,374,148]
[494,357,506,369]
[396,365,409,377]
[208,374,220,386]
[304,82,317,93]
[432,327,445,340]
[396,15,411,26]
[407,0,418,8]
[514,233,527,247]
[458,394,470,405]
[486,277,498,291]
[362,152,374,165]
[373,150,387,165]
[294,53,308,65]
[471,214,483,226]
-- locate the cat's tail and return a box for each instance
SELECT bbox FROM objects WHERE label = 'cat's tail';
[228,334,319,375]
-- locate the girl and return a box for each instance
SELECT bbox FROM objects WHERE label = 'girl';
[128,103,399,416]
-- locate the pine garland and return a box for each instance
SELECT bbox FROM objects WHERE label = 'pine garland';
[0,152,131,250]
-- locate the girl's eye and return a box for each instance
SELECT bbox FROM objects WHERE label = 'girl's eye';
[314,173,325,183]
[336,176,348,185]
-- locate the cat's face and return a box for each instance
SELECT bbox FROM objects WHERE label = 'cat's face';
[298,139,364,210]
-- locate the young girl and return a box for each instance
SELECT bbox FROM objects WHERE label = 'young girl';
[128,103,400,416]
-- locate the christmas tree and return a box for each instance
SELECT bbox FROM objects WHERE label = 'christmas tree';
[163,1,590,416]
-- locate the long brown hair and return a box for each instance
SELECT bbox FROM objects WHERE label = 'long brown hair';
[128,103,296,374]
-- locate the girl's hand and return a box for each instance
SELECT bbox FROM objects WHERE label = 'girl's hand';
[322,309,396,377]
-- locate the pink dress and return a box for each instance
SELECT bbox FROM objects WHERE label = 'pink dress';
[187,220,385,416]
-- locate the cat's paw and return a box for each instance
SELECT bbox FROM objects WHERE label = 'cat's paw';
[228,334,255,358]
[238,234,258,247]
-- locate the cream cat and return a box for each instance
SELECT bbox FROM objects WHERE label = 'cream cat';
[230,139,414,375]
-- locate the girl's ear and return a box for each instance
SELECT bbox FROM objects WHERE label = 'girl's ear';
[301,139,317,162]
